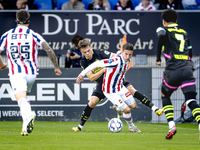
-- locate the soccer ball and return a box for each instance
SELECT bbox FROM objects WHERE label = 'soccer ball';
[108,118,123,133]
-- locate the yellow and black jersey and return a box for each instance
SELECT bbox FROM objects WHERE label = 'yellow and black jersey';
[156,23,193,70]
[80,49,111,83]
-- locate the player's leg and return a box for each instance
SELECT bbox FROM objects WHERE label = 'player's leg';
[10,74,36,136]
[112,86,136,118]
[126,84,163,116]
[105,91,141,133]
[25,75,36,134]
[182,83,200,131]
[184,92,200,124]
[73,96,100,131]
[162,82,178,140]
[121,89,141,132]
[72,84,105,131]
[181,68,200,135]
[122,87,137,110]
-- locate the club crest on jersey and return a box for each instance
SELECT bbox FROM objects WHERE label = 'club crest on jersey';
[119,99,123,104]
[104,59,113,64]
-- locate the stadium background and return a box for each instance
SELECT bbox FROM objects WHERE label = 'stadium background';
[0,10,199,123]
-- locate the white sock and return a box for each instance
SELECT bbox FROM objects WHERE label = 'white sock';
[168,121,175,129]
[199,124,200,131]
[18,97,32,130]
[123,113,134,128]
[26,96,32,111]
[78,124,83,130]
[151,105,158,112]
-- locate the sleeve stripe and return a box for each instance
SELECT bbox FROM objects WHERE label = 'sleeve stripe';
[156,27,166,34]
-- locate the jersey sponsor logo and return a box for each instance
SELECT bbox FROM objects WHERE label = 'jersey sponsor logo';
[92,67,103,74]
[174,54,189,60]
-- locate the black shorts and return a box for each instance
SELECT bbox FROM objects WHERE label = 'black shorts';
[162,67,196,95]
[123,80,131,88]
[91,83,105,101]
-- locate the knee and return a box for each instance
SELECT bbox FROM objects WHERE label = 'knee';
[184,92,196,101]
[88,101,96,108]
[161,92,165,97]
[126,85,136,96]
[129,103,137,110]
[123,107,131,114]
[184,92,197,105]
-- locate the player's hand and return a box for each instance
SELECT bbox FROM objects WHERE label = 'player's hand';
[54,68,62,76]
[156,61,161,66]
[76,74,84,84]
[0,63,7,70]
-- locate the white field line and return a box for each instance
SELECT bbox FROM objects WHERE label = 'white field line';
[144,123,198,131]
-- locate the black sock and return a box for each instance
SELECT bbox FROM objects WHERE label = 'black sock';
[134,91,154,108]
[162,97,174,122]
[80,104,94,126]
[188,101,200,124]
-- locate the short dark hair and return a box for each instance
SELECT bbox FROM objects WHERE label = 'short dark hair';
[72,35,83,47]
[16,9,30,23]
[123,43,134,51]
[78,39,90,49]
[161,9,178,23]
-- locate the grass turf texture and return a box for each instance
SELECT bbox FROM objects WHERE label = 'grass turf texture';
[0,121,200,150]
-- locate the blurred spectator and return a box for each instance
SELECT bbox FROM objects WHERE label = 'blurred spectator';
[88,0,111,10]
[156,0,183,10]
[61,0,85,10]
[113,0,134,10]
[0,0,17,9]
[52,0,57,9]
[16,0,37,10]
[28,0,37,9]
[65,35,83,68]
[16,0,28,9]
[135,0,156,10]
[182,0,200,9]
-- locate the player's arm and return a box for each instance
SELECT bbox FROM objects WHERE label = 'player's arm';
[86,68,106,82]
[0,50,7,70]
[0,32,8,70]
[76,61,103,84]
[185,32,192,58]
[156,27,166,66]
[42,42,62,76]
[85,50,114,82]
[76,58,118,83]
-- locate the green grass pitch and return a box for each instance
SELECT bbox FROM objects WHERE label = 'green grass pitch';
[0,121,200,150]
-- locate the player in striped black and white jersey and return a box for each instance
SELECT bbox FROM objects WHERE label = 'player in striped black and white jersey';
[76,43,142,132]
[0,10,62,136]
